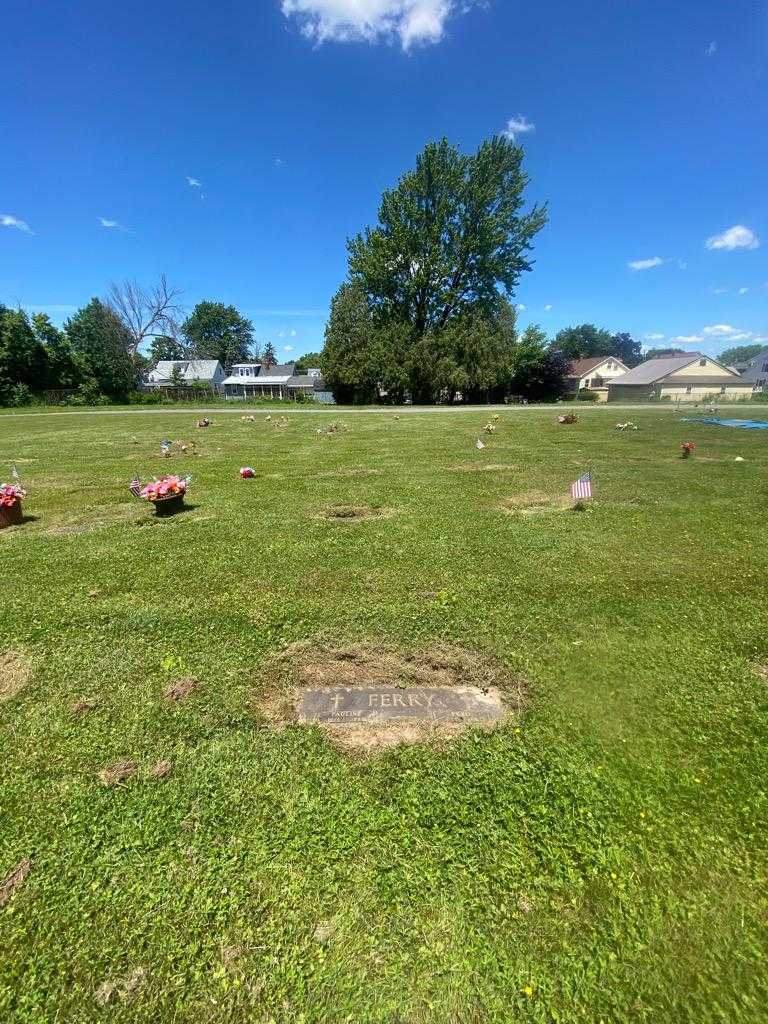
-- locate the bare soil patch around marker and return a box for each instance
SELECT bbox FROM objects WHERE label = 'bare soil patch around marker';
[0,648,33,703]
[257,643,524,753]
[318,504,393,522]
[499,490,572,516]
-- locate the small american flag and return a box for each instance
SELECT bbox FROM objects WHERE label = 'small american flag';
[129,474,142,497]
[571,471,593,501]
[11,463,20,481]
[160,439,172,455]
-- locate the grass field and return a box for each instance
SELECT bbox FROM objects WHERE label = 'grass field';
[1,405,767,1023]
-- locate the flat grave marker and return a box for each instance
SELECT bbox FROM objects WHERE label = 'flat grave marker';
[298,686,505,724]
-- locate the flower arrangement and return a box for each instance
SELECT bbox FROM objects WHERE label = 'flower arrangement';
[137,475,189,517]
[680,441,696,459]
[0,483,26,528]
[558,413,578,424]
[615,421,638,431]
[0,483,25,507]
[484,422,496,434]
[239,467,256,478]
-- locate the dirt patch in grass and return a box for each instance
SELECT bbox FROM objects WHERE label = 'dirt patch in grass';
[94,967,147,1007]
[0,648,33,702]
[257,643,524,753]
[149,759,172,779]
[314,468,383,479]
[71,698,96,716]
[0,857,31,908]
[452,462,520,473]
[499,490,572,516]
[319,504,393,522]
[98,761,137,786]
[163,677,197,700]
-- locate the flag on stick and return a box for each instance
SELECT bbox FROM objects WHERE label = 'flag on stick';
[11,463,20,481]
[570,471,593,501]
[160,439,172,456]
[129,474,142,498]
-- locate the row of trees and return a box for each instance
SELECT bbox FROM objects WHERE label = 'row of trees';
[0,291,268,405]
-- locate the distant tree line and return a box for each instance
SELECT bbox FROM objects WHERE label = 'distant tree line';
[0,290,261,406]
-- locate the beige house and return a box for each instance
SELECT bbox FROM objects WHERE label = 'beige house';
[608,353,754,403]
[566,356,628,401]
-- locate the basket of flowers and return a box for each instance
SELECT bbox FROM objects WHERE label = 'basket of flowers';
[680,441,696,459]
[140,475,189,516]
[0,483,26,528]
[557,413,579,425]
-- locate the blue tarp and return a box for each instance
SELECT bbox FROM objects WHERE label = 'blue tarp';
[680,417,768,430]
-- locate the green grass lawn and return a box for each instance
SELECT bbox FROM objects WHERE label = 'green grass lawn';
[1,406,767,1023]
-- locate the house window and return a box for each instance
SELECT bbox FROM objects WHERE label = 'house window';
[720,386,726,394]
[685,385,692,394]
[699,358,706,367]
[762,362,768,372]
[584,378,591,388]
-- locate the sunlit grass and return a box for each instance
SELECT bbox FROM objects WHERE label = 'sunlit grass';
[1,406,767,1022]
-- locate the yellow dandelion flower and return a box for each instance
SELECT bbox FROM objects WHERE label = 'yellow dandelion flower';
[523,985,534,997]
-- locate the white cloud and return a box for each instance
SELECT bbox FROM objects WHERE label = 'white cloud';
[705,40,717,56]
[644,333,665,341]
[281,0,469,49]
[671,335,704,344]
[1,213,33,233]
[738,287,749,294]
[274,158,284,167]
[186,176,202,187]
[677,258,688,270]
[703,324,753,341]
[705,224,759,251]
[712,287,728,294]
[502,115,535,141]
[98,217,129,231]
[628,256,664,271]
[543,304,552,311]
[753,335,768,343]
[516,303,526,312]
[283,345,294,353]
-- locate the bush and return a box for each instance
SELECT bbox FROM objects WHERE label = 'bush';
[65,380,110,406]
[576,389,599,402]
[9,383,32,407]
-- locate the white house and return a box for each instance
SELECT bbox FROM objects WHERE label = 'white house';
[566,357,629,401]
[145,360,226,390]
[222,363,332,401]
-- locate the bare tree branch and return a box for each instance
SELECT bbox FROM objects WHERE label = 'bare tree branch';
[106,274,184,355]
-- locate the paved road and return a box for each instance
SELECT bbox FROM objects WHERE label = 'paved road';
[2,403,757,420]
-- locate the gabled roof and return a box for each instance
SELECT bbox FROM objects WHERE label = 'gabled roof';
[149,359,222,381]
[567,356,627,377]
[610,353,738,386]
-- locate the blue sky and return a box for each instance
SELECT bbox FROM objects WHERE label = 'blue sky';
[2,0,766,359]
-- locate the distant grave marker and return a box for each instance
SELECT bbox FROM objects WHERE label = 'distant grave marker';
[298,686,505,724]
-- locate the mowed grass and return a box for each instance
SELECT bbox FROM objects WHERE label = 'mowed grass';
[1,406,767,1023]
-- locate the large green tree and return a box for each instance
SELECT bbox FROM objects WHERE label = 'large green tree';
[294,351,322,374]
[182,302,254,370]
[347,136,546,337]
[65,299,135,397]
[512,325,569,401]
[553,324,614,361]
[149,334,186,364]
[0,307,48,400]
[31,313,85,389]
[321,283,382,404]
[261,341,277,370]
[719,343,766,365]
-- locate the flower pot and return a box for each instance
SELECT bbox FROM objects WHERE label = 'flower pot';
[0,502,23,528]
[152,494,185,516]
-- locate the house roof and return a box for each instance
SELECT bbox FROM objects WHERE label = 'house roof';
[567,356,626,377]
[610,354,737,386]
[287,375,316,388]
[149,359,222,381]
